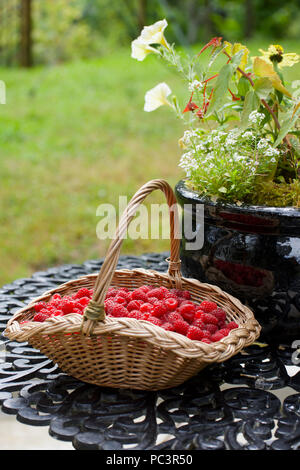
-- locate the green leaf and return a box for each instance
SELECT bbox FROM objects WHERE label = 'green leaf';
[240,90,260,129]
[254,77,273,100]
[237,76,250,97]
[206,50,245,116]
[274,106,300,147]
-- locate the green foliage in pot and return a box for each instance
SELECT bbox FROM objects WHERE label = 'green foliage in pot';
[131,20,300,207]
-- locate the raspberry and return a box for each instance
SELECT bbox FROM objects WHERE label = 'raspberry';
[33,302,47,312]
[140,312,151,320]
[127,300,143,312]
[165,297,179,311]
[51,293,62,301]
[186,326,205,341]
[162,322,175,331]
[178,303,196,323]
[104,298,115,315]
[50,310,64,317]
[117,289,131,302]
[148,316,163,326]
[74,288,92,299]
[173,318,189,336]
[165,311,183,324]
[127,310,142,319]
[212,308,227,323]
[148,288,164,300]
[131,289,148,303]
[33,311,49,322]
[140,303,154,314]
[114,295,128,306]
[192,318,205,329]
[77,296,90,307]
[139,285,152,293]
[152,301,167,318]
[201,338,212,344]
[218,328,231,337]
[106,288,119,298]
[111,304,128,318]
[203,323,218,335]
[61,300,76,314]
[199,301,218,313]
[197,312,219,325]
[226,321,239,330]
[211,331,226,342]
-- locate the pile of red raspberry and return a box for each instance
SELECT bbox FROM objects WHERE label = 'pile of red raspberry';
[30,285,238,343]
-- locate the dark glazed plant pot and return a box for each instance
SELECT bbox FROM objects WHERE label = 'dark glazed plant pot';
[175,180,300,343]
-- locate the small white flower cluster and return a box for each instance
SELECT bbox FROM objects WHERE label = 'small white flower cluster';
[188,80,203,92]
[178,127,281,200]
[249,110,265,125]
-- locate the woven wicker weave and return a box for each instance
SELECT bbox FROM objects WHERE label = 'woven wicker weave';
[4,180,261,390]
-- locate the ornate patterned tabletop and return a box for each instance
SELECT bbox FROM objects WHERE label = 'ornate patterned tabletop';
[0,253,300,451]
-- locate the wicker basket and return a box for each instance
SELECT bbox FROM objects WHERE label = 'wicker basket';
[4,180,261,391]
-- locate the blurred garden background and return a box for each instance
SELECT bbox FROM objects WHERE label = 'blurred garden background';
[0,0,300,286]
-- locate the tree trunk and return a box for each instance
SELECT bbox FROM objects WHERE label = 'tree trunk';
[137,0,147,32]
[20,0,32,67]
[244,0,254,39]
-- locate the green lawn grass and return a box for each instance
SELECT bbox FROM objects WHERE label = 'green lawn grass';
[0,39,299,286]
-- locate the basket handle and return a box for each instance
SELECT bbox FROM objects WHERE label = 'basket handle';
[81,179,182,334]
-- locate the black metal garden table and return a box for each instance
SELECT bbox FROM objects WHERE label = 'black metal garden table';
[1,252,300,451]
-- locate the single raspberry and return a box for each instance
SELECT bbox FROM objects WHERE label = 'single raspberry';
[33,302,47,313]
[140,303,154,314]
[178,303,196,323]
[51,293,62,301]
[131,289,148,303]
[127,300,143,312]
[111,304,128,318]
[140,312,151,320]
[162,322,175,331]
[203,323,218,335]
[104,299,115,315]
[114,295,128,306]
[226,321,239,330]
[173,318,190,336]
[61,300,76,314]
[186,326,205,341]
[147,296,160,305]
[165,297,179,311]
[139,285,152,293]
[192,318,205,329]
[147,288,164,300]
[165,311,183,324]
[127,310,141,319]
[33,311,49,322]
[50,309,64,317]
[116,289,131,302]
[106,288,119,298]
[77,296,90,307]
[212,308,227,323]
[74,288,92,299]
[152,301,167,318]
[211,331,226,342]
[199,301,218,313]
[218,328,231,337]
[198,312,219,325]
[148,316,163,326]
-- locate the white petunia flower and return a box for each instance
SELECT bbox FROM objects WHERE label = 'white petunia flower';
[144,82,172,112]
[131,38,159,61]
[139,19,169,48]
